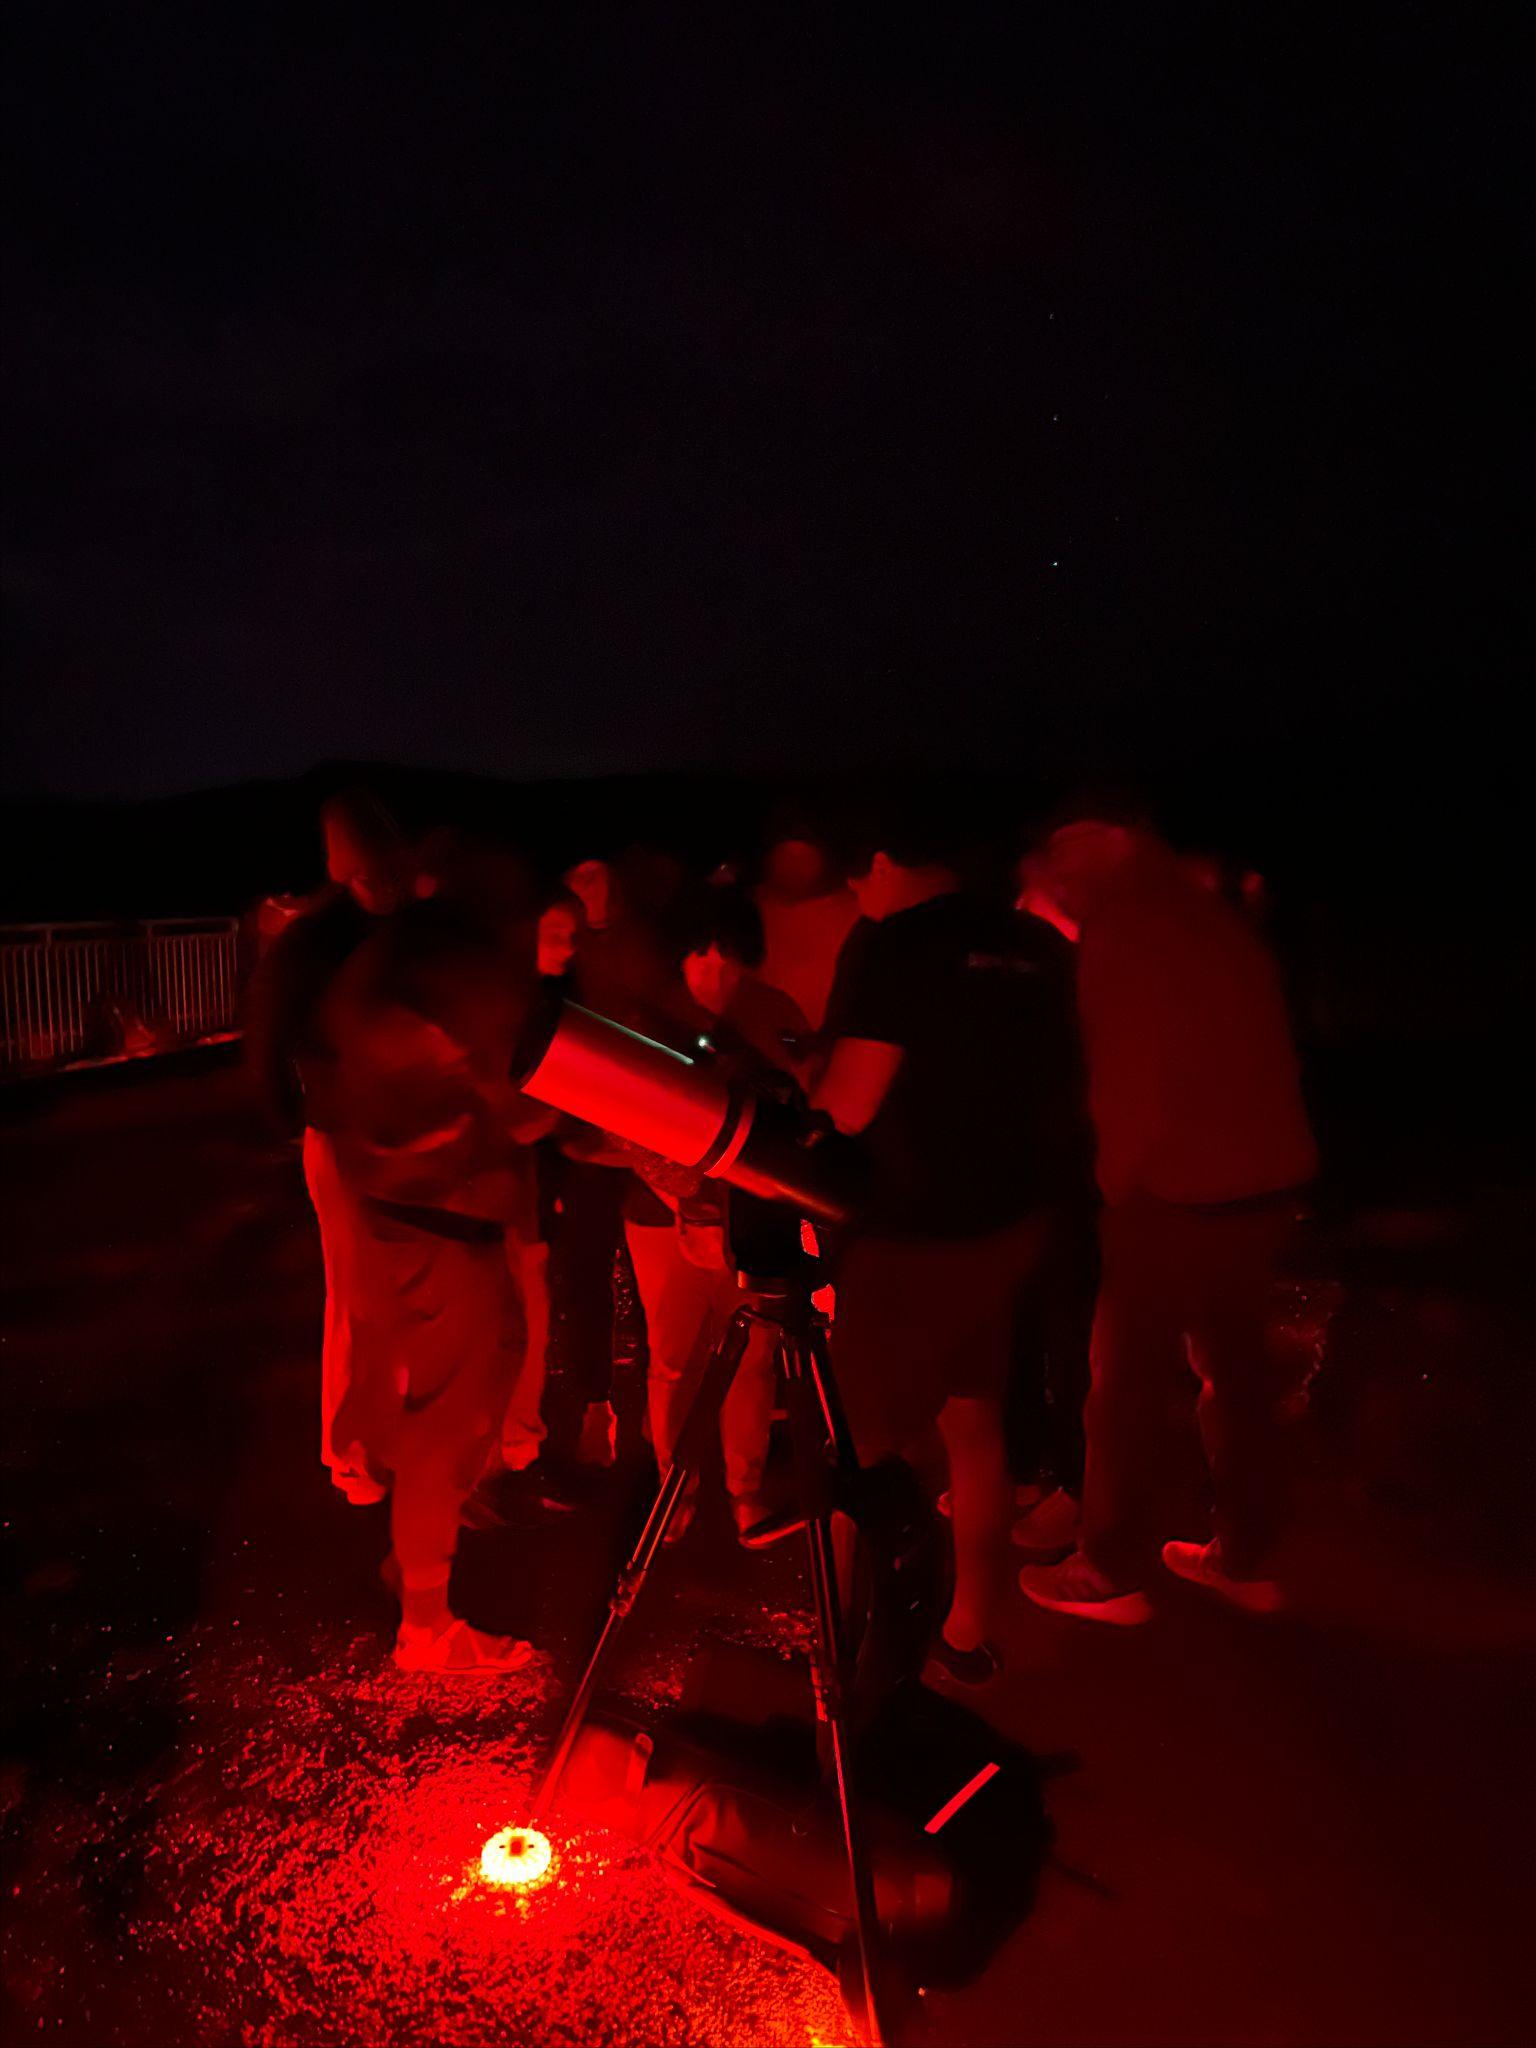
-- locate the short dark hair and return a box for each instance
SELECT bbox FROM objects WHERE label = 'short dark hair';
[681,887,765,969]
[320,788,403,854]
[841,778,979,876]
[537,882,583,917]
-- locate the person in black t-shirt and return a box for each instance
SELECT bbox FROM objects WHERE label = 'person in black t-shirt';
[817,808,1091,1685]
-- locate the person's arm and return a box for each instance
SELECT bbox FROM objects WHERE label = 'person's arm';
[242,931,307,1137]
[812,920,906,1134]
[812,1038,904,1135]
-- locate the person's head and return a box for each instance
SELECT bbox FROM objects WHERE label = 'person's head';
[1180,850,1225,897]
[762,835,837,899]
[1033,818,1154,928]
[321,791,407,916]
[563,858,614,931]
[758,799,843,900]
[536,890,582,979]
[681,890,765,1017]
[843,796,965,922]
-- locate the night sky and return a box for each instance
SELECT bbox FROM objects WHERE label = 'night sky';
[2,5,1524,804]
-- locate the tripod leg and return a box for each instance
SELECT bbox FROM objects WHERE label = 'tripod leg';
[783,1332,889,2048]
[530,1307,755,1818]
[807,1317,863,1478]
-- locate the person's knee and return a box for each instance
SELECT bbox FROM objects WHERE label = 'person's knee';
[939,1396,1003,1448]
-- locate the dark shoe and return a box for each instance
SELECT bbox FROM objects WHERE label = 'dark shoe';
[736,1501,810,1550]
[927,1636,1003,1687]
[524,1467,584,1514]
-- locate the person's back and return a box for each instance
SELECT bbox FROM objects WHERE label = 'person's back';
[1077,851,1316,1206]
[244,888,371,1135]
[315,901,534,1226]
[752,828,860,1031]
[828,890,1091,1239]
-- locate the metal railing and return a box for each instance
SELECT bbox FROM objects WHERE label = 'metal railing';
[0,919,243,1076]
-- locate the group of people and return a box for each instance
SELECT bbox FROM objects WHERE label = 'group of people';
[246,784,1317,1678]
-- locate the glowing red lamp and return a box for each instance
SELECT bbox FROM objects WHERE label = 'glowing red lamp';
[480,1825,553,1890]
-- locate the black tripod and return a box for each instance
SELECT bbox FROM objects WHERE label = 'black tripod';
[529,1261,889,2048]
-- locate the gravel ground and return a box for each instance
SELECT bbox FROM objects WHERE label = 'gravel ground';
[3,1062,1535,2047]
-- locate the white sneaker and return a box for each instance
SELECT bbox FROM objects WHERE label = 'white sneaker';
[1011,1487,1080,1562]
[1162,1539,1285,1614]
[1018,1551,1153,1626]
[393,1618,536,1675]
[332,1470,388,1507]
[576,1399,618,1467]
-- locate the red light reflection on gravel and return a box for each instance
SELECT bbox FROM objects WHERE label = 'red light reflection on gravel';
[78,1637,853,2046]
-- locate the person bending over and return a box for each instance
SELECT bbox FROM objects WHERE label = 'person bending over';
[815,801,1091,1684]
[244,790,411,1507]
[313,900,544,1675]
[1015,817,1317,1624]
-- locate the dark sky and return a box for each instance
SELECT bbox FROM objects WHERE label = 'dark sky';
[2,4,1525,803]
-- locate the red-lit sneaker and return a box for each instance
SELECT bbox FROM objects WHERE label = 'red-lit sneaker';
[333,1469,388,1506]
[1161,1539,1285,1614]
[1011,1487,1080,1563]
[393,1619,536,1676]
[1018,1552,1152,1626]
[576,1400,618,1467]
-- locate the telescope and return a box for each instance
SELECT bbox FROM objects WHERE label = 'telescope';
[511,990,865,1233]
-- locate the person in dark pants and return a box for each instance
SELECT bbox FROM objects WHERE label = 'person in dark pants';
[815,801,1092,1685]
[1004,1206,1097,1555]
[1016,818,1318,1624]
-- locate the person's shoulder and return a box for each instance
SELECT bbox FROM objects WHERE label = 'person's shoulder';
[269,888,356,966]
[739,973,811,1039]
[816,885,860,931]
[1010,908,1076,974]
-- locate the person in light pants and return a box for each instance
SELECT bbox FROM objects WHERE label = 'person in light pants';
[624,1207,779,1540]
[302,1124,387,1502]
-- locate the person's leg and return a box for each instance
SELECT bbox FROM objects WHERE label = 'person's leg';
[719,1328,778,1517]
[1038,1205,1098,1497]
[378,1227,518,1633]
[1182,1202,1298,1578]
[834,1224,1036,1674]
[1005,1206,1099,1558]
[624,1220,720,1482]
[304,1129,366,1487]
[937,1395,1010,1651]
[1076,1200,1195,1586]
[546,1160,628,1459]
[500,1233,550,1471]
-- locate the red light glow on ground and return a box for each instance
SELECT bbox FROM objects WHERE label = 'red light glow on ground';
[1,1620,849,2047]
